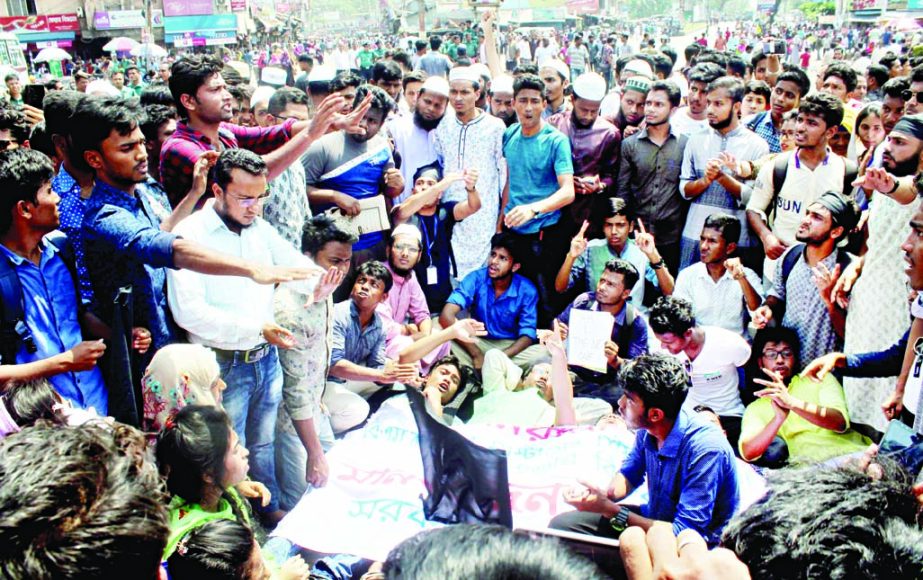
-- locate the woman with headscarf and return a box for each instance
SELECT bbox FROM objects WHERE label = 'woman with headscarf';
[141,344,226,436]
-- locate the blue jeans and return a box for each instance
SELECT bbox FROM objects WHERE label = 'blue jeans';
[219,347,283,513]
[275,404,336,512]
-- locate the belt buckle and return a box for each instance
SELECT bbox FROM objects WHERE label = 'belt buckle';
[243,345,264,364]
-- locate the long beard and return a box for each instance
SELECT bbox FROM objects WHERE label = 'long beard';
[709,114,733,131]
[414,110,442,131]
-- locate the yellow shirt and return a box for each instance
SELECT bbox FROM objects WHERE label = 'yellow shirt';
[740,374,871,463]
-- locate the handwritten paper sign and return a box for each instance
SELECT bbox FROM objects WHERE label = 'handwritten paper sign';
[567,309,615,373]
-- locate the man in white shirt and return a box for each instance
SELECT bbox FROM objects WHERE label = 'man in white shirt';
[670,62,723,138]
[167,150,336,523]
[672,213,763,337]
[649,296,752,449]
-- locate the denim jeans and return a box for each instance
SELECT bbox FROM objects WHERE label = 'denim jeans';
[219,347,283,513]
[275,403,336,512]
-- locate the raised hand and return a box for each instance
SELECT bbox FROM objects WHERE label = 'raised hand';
[753,367,795,410]
[635,218,659,260]
[852,167,896,194]
[752,305,773,329]
[190,150,219,196]
[724,257,745,281]
[569,220,590,258]
[800,352,846,382]
[312,266,345,303]
[463,168,480,191]
[307,94,347,140]
[812,262,842,307]
[451,318,487,343]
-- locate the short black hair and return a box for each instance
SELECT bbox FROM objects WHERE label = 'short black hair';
[330,72,363,93]
[606,197,632,220]
[373,60,403,83]
[649,80,682,107]
[383,524,605,579]
[726,54,748,78]
[356,260,393,293]
[490,231,521,265]
[125,65,139,74]
[0,422,169,578]
[618,354,690,420]
[213,148,267,190]
[661,46,677,67]
[415,40,427,52]
[139,82,175,107]
[355,84,396,117]
[603,258,639,290]
[912,63,923,84]
[3,73,17,84]
[268,86,308,117]
[42,89,84,137]
[750,51,768,71]
[169,55,225,117]
[650,53,674,78]
[879,52,900,72]
[684,43,702,64]
[750,326,801,373]
[693,50,727,69]
[0,108,31,144]
[513,73,544,98]
[228,84,252,105]
[776,67,811,98]
[703,212,741,245]
[882,76,910,99]
[722,462,923,579]
[744,80,771,103]
[71,96,145,164]
[687,62,725,85]
[512,63,539,76]
[139,104,177,143]
[706,76,745,104]
[866,63,890,88]
[300,213,358,255]
[219,65,244,87]
[298,53,313,64]
[798,91,844,131]
[391,51,412,71]
[429,36,443,51]
[0,147,56,234]
[823,61,858,93]
[402,70,427,89]
[28,122,53,160]
[649,296,696,336]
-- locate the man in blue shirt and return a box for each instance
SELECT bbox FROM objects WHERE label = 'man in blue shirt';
[550,354,739,551]
[439,232,548,371]
[0,148,109,412]
[501,74,575,326]
[556,259,649,403]
[73,96,311,354]
[327,261,417,430]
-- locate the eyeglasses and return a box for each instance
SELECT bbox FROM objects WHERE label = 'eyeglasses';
[231,191,271,208]
[902,90,923,102]
[393,243,420,254]
[763,349,794,359]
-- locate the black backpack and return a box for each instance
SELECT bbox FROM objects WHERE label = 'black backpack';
[777,243,852,320]
[771,152,858,204]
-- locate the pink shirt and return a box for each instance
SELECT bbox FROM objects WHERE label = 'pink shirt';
[376,262,431,341]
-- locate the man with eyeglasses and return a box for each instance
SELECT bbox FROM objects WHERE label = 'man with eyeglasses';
[376,224,450,371]
[262,87,312,249]
[167,149,342,525]
[739,327,871,467]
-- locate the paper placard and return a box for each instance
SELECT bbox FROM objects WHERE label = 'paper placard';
[566,309,615,374]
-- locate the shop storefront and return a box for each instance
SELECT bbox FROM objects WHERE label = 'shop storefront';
[0,14,80,50]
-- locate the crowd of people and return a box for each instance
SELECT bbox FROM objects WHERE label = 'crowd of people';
[4,8,923,578]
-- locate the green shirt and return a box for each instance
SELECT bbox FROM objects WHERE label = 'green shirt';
[444,42,458,61]
[163,487,251,559]
[740,374,872,464]
[357,49,375,69]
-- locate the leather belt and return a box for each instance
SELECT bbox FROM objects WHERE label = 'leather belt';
[212,343,272,364]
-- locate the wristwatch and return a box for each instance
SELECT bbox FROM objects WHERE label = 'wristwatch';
[609,506,631,534]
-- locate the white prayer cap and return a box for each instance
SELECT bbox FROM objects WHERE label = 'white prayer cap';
[250,85,276,110]
[572,72,608,102]
[307,64,336,83]
[85,80,120,98]
[490,74,515,95]
[470,62,491,82]
[540,59,570,81]
[623,59,655,80]
[448,66,481,86]
[421,75,450,98]
[391,223,422,243]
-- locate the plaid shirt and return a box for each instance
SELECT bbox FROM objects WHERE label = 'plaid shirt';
[159,119,295,205]
[744,111,782,154]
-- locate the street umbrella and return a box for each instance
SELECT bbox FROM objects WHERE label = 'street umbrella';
[130,42,167,59]
[33,47,71,63]
[103,37,141,52]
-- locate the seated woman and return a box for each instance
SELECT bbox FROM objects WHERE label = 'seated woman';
[142,344,226,436]
[0,378,104,438]
[156,405,270,559]
[739,327,872,467]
